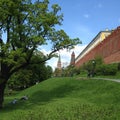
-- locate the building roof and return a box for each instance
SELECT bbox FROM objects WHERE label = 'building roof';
[75,30,113,63]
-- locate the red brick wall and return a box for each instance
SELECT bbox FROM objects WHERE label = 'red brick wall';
[75,26,120,67]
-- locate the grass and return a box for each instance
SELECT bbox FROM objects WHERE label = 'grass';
[1,77,120,120]
[77,71,120,79]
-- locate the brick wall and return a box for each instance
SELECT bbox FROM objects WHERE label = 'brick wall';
[75,26,120,67]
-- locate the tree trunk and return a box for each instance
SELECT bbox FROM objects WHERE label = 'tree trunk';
[0,80,7,109]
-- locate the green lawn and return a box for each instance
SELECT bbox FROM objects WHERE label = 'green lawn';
[77,71,120,79]
[1,77,120,120]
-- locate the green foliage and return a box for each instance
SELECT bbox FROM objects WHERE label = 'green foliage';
[6,52,53,90]
[54,68,62,77]
[1,78,120,119]
[104,64,118,75]
[84,60,94,71]
[0,0,81,108]
[0,0,81,80]
[96,64,118,76]
[95,64,103,75]
[8,64,53,90]
[8,69,32,90]
[118,63,120,71]
[60,65,75,77]
[45,65,53,78]
[61,65,80,77]
[94,55,103,64]
[81,56,118,77]
[83,56,103,72]
[73,67,81,75]
[61,66,80,77]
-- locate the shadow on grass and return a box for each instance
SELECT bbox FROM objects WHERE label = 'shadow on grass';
[31,83,74,103]
[1,82,75,113]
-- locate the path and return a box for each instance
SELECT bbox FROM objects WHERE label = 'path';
[77,77,120,83]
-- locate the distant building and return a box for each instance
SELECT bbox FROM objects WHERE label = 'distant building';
[57,55,62,70]
[75,26,120,67]
[70,51,75,66]
[54,55,62,77]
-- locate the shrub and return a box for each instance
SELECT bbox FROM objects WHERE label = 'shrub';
[73,67,80,75]
[96,64,118,76]
[95,64,104,75]
[118,63,120,71]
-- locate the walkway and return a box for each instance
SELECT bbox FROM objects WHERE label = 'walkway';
[93,77,120,83]
[77,77,120,83]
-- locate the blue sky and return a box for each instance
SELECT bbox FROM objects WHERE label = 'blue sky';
[50,0,120,44]
[46,0,120,69]
[1,0,120,70]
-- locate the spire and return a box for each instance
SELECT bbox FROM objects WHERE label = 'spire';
[70,51,75,66]
[58,55,61,62]
[57,54,61,69]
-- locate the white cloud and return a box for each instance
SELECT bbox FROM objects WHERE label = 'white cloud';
[73,45,87,57]
[39,24,94,70]
[41,49,50,55]
[46,44,87,70]
[46,57,58,70]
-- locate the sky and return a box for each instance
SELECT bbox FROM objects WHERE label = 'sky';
[45,0,120,70]
[1,0,120,70]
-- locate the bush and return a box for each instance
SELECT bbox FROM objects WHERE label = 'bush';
[118,63,120,71]
[95,64,104,75]
[96,64,118,76]
[73,67,80,75]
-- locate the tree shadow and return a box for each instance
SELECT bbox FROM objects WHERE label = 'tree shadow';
[30,83,74,103]
[1,82,75,113]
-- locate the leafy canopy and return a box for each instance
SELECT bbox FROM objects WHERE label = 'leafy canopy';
[0,0,81,78]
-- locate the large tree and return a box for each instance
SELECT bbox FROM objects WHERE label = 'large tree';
[8,54,53,90]
[0,0,80,108]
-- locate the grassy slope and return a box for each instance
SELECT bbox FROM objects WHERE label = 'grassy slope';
[1,77,120,120]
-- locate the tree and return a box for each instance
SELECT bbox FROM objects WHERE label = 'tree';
[0,0,81,108]
[7,53,52,90]
[54,68,62,77]
[8,63,53,90]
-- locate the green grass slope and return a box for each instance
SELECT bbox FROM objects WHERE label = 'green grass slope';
[1,77,120,120]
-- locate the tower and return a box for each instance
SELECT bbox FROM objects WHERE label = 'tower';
[57,55,62,70]
[70,51,75,66]
[54,55,62,77]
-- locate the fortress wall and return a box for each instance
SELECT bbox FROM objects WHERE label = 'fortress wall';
[75,35,101,63]
[75,26,120,67]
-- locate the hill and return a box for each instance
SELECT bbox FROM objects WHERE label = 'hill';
[1,77,120,120]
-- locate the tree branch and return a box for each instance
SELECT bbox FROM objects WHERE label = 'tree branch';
[7,16,12,43]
